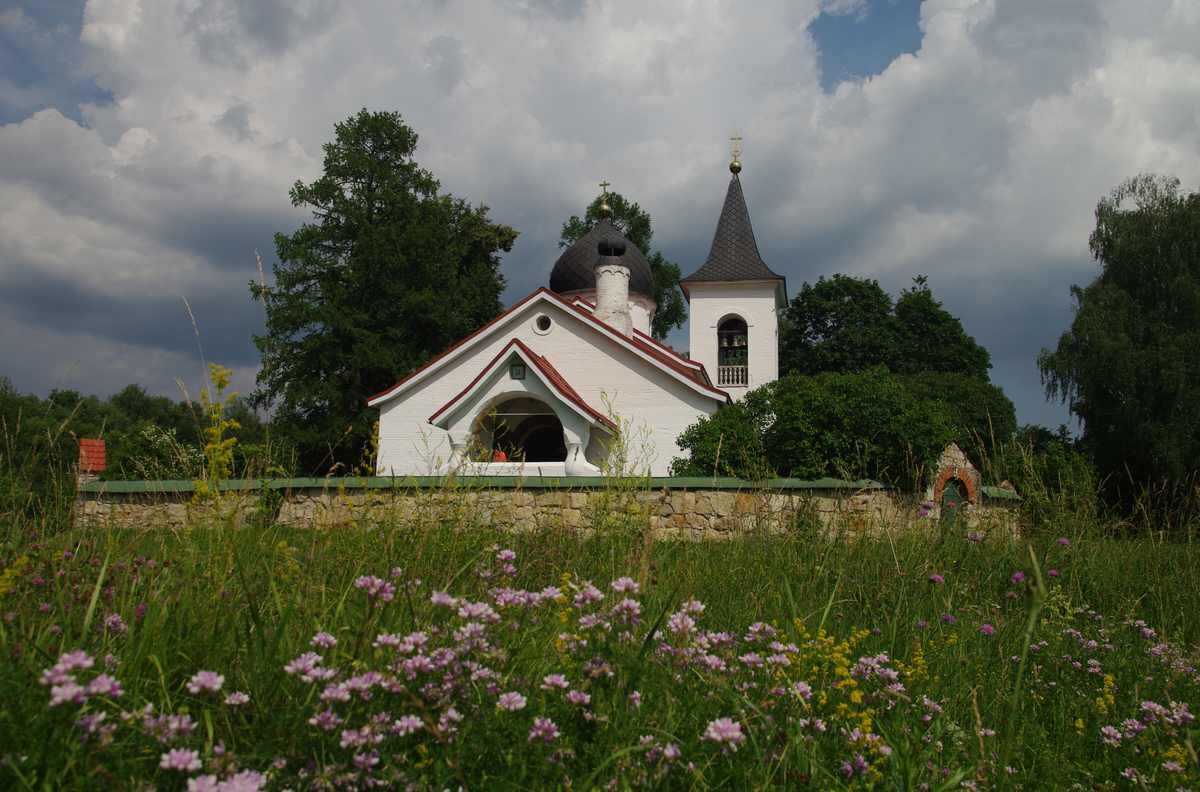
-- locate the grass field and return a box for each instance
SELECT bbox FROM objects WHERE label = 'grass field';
[1,501,1198,790]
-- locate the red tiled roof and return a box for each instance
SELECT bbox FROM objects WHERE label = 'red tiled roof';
[428,338,616,431]
[369,287,729,406]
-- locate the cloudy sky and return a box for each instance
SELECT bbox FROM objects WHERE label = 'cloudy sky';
[2,0,1198,428]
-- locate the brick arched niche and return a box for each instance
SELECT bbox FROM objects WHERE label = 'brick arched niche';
[932,467,980,506]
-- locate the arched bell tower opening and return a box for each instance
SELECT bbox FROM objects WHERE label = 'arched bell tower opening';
[717,316,749,387]
[470,396,567,463]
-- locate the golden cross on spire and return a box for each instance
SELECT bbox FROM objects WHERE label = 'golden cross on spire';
[729,135,743,174]
[598,180,613,218]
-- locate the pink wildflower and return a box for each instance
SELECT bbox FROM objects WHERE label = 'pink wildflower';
[928,573,944,585]
[103,613,127,635]
[791,681,813,701]
[49,681,86,707]
[497,691,526,711]
[224,691,250,706]
[311,631,337,649]
[159,748,202,772]
[611,576,639,594]
[529,716,560,743]
[186,670,225,695]
[703,717,745,751]
[354,575,395,605]
[1010,571,1026,585]
[541,674,569,690]
[1057,537,1071,546]
[566,689,591,706]
[979,623,996,636]
[392,715,423,736]
[87,673,123,698]
[1100,725,1122,747]
[430,591,458,608]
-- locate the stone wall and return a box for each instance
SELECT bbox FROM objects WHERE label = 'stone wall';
[74,481,1022,540]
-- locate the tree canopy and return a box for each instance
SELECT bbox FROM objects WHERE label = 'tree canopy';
[559,192,686,339]
[781,274,990,379]
[1039,174,1200,500]
[252,109,518,471]
[672,368,956,488]
[776,274,1010,464]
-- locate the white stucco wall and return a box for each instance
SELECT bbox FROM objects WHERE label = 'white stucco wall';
[686,281,782,400]
[560,289,655,336]
[375,295,721,476]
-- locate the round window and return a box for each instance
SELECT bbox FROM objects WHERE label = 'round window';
[534,314,553,334]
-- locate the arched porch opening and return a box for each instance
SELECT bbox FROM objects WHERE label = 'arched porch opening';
[470,396,567,463]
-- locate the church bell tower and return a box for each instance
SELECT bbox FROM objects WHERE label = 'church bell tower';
[680,141,787,400]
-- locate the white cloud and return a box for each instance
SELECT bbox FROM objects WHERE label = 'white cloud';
[1,0,1198,430]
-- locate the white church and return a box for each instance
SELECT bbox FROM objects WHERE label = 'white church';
[369,154,787,477]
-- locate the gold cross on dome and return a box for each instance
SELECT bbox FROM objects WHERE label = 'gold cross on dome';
[599,180,611,196]
[730,135,742,160]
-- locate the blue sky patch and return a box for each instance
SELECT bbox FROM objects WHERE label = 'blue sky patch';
[0,1,112,125]
[809,0,923,92]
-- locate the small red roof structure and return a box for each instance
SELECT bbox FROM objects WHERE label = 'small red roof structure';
[79,438,106,473]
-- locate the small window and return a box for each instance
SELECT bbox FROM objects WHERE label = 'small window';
[509,363,526,380]
[533,314,553,335]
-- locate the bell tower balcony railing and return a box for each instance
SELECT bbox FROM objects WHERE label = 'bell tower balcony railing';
[717,365,748,387]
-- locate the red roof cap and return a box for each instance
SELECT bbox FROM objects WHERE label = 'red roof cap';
[79,438,106,472]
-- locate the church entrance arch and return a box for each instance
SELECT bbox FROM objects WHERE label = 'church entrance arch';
[471,396,567,463]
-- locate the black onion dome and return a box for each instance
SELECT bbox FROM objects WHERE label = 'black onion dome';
[550,219,655,298]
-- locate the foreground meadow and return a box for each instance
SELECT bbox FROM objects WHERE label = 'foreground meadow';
[1,511,1197,790]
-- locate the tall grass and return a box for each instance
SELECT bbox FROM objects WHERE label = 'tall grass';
[2,498,1198,788]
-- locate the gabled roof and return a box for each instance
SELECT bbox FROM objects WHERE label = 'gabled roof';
[367,288,729,407]
[680,173,785,290]
[429,338,617,432]
[569,296,704,375]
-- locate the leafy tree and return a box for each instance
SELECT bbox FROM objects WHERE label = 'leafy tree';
[671,396,772,479]
[673,369,956,488]
[893,276,990,379]
[1040,174,1200,502]
[559,192,686,339]
[780,275,898,376]
[781,274,991,380]
[899,372,1015,464]
[251,109,518,471]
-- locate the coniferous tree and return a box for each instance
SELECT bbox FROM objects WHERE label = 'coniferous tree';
[251,110,518,470]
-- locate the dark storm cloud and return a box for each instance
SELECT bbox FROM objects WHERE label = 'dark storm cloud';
[216,103,255,141]
[0,267,264,370]
[0,2,112,124]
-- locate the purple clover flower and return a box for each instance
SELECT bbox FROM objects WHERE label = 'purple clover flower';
[528,716,560,743]
[159,748,202,772]
[354,575,395,606]
[928,573,945,585]
[311,631,337,649]
[1010,571,1026,585]
[224,691,250,706]
[186,670,225,695]
[497,691,526,711]
[702,717,745,751]
[979,623,996,636]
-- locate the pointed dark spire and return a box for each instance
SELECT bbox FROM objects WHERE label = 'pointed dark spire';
[680,173,784,285]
